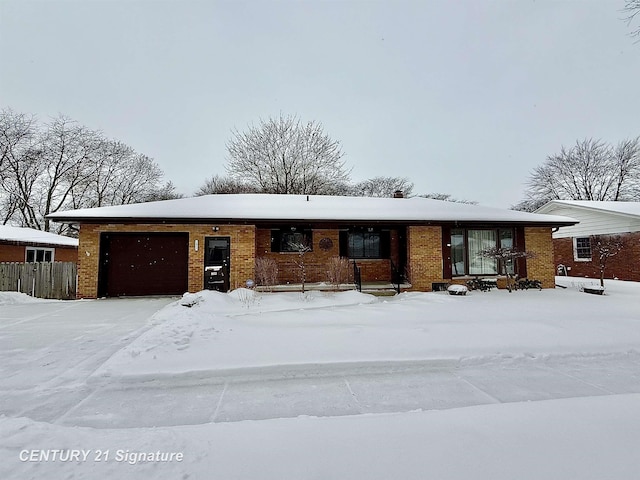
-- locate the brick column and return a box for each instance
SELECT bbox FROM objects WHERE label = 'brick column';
[77,224,101,299]
[407,226,443,291]
[524,227,555,288]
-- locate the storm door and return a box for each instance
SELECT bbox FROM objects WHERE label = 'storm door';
[204,237,230,292]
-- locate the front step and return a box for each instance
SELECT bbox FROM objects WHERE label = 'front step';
[362,289,399,297]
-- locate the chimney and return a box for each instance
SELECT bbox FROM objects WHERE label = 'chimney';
[393,190,404,199]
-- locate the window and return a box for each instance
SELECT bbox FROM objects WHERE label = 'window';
[451,229,466,276]
[450,228,515,276]
[574,237,592,261]
[468,230,498,275]
[271,228,312,252]
[340,228,390,259]
[499,228,515,275]
[26,247,54,262]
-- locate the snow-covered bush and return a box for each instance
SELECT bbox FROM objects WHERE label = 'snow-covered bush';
[447,284,468,296]
[326,256,350,290]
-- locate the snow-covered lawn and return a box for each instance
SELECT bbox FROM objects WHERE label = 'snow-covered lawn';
[1,278,639,479]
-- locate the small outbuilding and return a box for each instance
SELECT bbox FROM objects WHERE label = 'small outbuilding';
[0,225,78,263]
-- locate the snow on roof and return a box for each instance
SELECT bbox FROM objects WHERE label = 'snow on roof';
[47,194,577,225]
[536,200,640,219]
[0,225,79,247]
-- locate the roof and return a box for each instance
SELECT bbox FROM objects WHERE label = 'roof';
[0,225,79,247]
[535,200,640,220]
[47,194,577,226]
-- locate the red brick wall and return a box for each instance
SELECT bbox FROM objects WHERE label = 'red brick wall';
[255,228,398,284]
[0,244,77,263]
[0,244,27,262]
[553,232,640,282]
[256,228,341,284]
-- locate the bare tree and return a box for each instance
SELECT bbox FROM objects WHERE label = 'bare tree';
[419,192,478,204]
[624,0,640,38]
[591,235,626,287]
[481,247,536,292]
[37,115,102,231]
[0,109,40,225]
[226,114,350,195]
[0,110,179,232]
[288,241,312,293]
[349,176,414,197]
[196,174,262,195]
[515,137,640,211]
[144,181,183,202]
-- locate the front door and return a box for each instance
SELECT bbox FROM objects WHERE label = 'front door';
[204,237,230,292]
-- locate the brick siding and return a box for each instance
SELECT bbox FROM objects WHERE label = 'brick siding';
[407,226,444,291]
[0,244,29,262]
[77,224,255,298]
[523,227,555,288]
[553,232,640,282]
[77,223,560,297]
[0,244,77,263]
[255,228,398,284]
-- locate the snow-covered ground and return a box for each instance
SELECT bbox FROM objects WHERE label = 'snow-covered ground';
[1,278,639,479]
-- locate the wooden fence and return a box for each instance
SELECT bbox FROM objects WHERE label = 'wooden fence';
[0,262,77,300]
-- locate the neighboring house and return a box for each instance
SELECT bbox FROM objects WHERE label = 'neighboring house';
[0,225,79,263]
[535,200,640,282]
[47,194,576,298]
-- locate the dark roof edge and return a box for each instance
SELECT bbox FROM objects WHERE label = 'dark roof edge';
[46,216,578,228]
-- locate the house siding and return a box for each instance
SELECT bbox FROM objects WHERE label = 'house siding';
[77,224,255,299]
[0,243,78,263]
[537,202,640,283]
[524,227,555,288]
[0,244,28,262]
[407,226,444,291]
[542,205,640,238]
[75,222,559,297]
[553,232,640,282]
[256,228,341,284]
[255,227,400,284]
[52,247,78,263]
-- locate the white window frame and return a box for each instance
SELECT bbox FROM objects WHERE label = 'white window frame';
[573,237,592,262]
[25,247,55,262]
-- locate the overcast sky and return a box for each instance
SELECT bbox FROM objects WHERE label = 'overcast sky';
[1,0,639,208]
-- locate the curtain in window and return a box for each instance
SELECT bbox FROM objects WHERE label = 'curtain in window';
[468,230,497,275]
[499,229,515,274]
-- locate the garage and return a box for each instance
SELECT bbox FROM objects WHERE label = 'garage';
[98,233,189,297]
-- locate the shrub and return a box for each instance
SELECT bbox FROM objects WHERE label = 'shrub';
[326,256,350,290]
[255,257,278,291]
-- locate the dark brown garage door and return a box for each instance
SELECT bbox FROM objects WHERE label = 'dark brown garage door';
[98,233,189,297]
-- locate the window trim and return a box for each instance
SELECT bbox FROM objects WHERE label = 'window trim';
[573,237,592,262]
[340,228,391,260]
[450,228,515,277]
[271,228,313,253]
[25,247,55,262]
